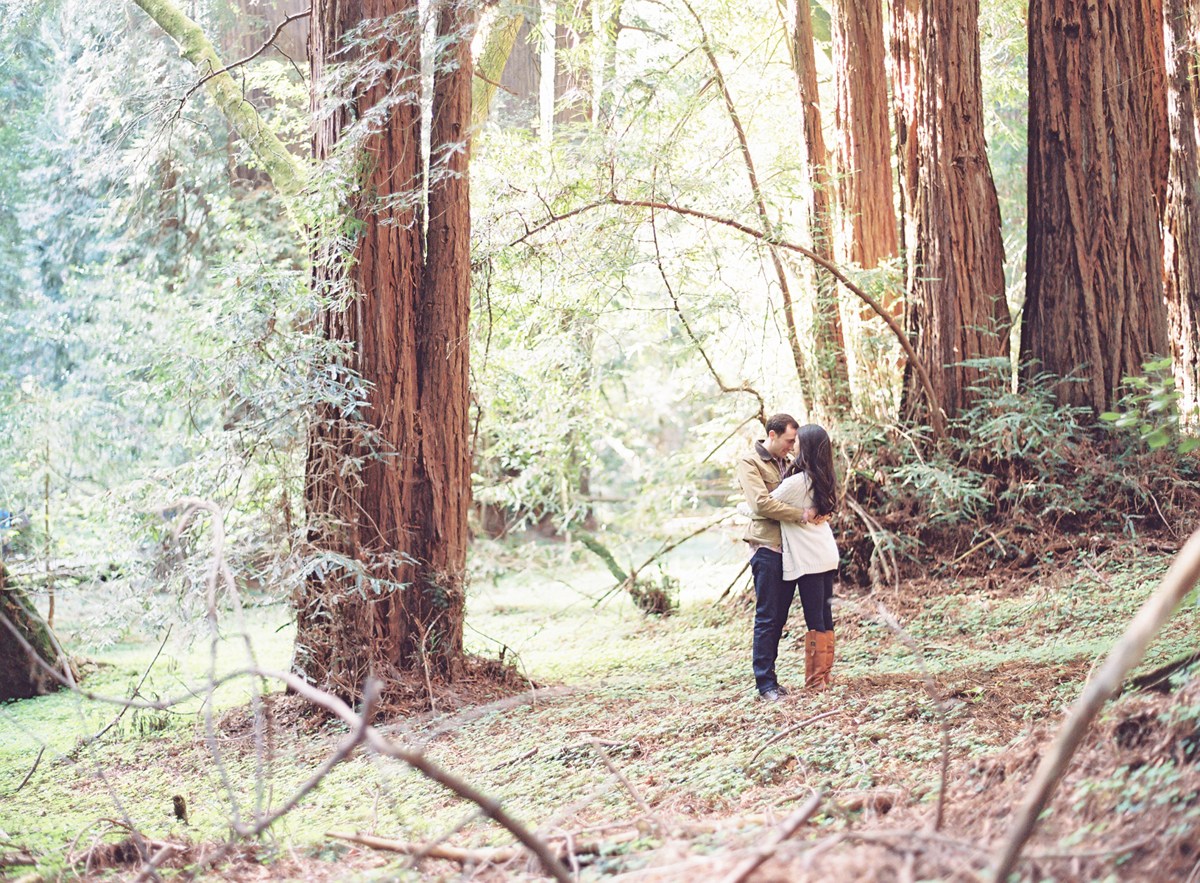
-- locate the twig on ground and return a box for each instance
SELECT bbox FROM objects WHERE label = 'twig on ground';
[951,526,1014,567]
[715,791,823,883]
[488,747,538,770]
[590,738,654,818]
[416,686,573,748]
[990,527,1200,883]
[15,746,44,793]
[748,710,839,767]
[535,778,619,836]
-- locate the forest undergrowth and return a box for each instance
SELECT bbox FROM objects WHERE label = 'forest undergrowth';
[3,414,1200,883]
[4,523,1200,883]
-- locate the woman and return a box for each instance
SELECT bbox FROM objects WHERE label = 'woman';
[767,424,840,689]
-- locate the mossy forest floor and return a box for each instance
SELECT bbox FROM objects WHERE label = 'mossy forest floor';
[3,527,1200,883]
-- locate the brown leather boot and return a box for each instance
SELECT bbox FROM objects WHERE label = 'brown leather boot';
[804,631,820,689]
[821,630,835,686]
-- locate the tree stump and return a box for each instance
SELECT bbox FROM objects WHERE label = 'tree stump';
[0,563,70,700]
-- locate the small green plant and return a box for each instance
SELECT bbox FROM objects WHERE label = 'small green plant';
[628,571,680,616]
[1101,358,1200,453]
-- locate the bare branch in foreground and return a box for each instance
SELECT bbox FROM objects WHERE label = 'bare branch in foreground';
[989,526,1200,883]
[264,668,574,883]
[716,791,823,883]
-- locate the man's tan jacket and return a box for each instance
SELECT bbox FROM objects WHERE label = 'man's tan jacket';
[736,441,809,547]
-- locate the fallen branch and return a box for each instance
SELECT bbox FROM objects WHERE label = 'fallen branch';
[748,710,839,767]
[716,791,823,883]
[989,526,1200,883]
[15,746,45,793]
[716,559,752,604]
[269,669,574,883]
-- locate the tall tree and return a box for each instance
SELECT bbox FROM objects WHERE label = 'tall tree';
[831,0,898,282]
[1163,0,1200,416]
[1020,0,1169,413]
[784,0,851,415]
[297,0,474,699]
[892,0,1008,425]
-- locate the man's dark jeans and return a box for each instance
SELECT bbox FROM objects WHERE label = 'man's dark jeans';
[750,546,797,694]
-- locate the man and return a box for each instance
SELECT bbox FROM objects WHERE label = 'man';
[736,413,811,701]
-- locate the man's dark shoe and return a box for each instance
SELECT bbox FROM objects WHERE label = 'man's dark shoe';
[759,688,782,701]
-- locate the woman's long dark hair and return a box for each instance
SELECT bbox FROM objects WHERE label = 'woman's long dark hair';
[786,424,837,516]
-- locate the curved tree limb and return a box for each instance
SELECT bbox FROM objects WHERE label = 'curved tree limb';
[130,0,306,199]
[510,196,945,437]
[184,9,311,100]
[989,527,1200,883]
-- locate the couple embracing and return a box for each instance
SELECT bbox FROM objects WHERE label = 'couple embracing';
[735,414,839,701]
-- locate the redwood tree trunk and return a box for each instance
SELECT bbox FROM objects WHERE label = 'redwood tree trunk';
[1163,0,1200,416]
[785,0,851,415]
[1020,0,1169,413]
[297,0,472,701]
[893,0,1008,423]
[831,0,898,278]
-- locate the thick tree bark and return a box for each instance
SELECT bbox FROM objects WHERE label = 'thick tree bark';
[892,0,1008,424]
[297,0,473,700]
[1163,0,1200,416]
[784,0,851,416]
[831,0,898,278]
[1020,0,1169,413]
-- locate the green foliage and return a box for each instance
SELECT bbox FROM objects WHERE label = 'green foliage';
[1100,358,1200,454]
[854,359,1200,551]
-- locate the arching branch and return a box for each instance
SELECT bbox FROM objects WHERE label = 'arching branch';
[130,0,306,200]
[510,196,945,438]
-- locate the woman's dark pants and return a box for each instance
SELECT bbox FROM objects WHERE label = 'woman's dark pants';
[750,547,797,695]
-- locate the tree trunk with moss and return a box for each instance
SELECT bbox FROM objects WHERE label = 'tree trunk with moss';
[0,565,68,701]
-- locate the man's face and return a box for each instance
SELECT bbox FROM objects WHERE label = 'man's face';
[765,425,797,458]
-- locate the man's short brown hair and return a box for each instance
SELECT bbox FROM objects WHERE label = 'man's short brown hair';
[765,413,800,436]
